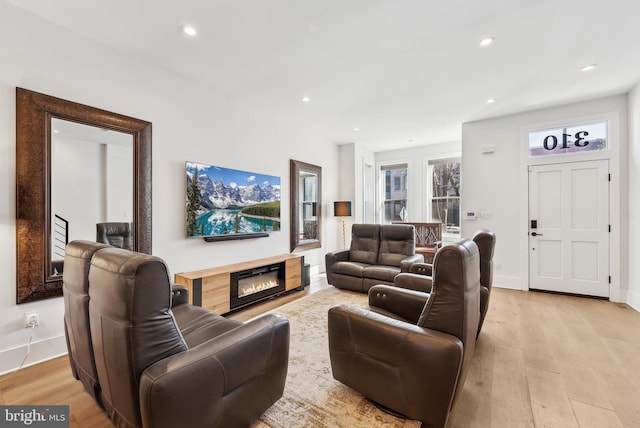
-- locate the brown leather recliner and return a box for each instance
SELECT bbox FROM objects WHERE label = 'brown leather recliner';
[473,229,496,336]
[328,239,481,428]
[394,229,496,337]
[64,243,289,428]
[96,222,133,250]
[62,240,111,407]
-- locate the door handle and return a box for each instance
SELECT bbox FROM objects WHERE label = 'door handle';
[531,232,543,236]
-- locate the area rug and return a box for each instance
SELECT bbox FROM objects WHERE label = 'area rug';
[252,287,421,428]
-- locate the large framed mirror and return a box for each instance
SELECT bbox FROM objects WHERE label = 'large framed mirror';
[290,159,322,252]
[16,88,152,303]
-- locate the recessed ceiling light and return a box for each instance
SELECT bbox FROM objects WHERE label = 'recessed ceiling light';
[53,129,59,134]
[581,64,597,72]
[182,25,197,37]
[353,127,359,131]
[479,37,494,47]
[486,98,496,104]
[301,96,310,103]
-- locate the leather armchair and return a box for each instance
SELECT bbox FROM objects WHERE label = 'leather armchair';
[328,239,481,428]
[64,243,289,428]
[96,222,133,250]
[393,229,496,337]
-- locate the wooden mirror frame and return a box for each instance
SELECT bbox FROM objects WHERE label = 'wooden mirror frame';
[16,87,152,303]
[289,159,322,252]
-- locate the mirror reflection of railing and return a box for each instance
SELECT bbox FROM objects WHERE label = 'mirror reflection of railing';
[51,214,68,276]
[53,214,69,260]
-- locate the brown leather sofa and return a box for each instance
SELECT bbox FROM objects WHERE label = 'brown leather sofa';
[325,224,424,293]
[394,229,496,337]
[63,241,290,428]
[327,239,481,428]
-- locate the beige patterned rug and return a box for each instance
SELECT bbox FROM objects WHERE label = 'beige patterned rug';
[252,287,421,428]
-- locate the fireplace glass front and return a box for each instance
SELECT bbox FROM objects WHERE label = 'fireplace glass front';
[230,262,285,310]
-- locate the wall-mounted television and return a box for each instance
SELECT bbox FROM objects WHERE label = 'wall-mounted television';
[186,161,281,240]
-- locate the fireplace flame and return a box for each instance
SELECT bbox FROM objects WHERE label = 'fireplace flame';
[239,279,280,298]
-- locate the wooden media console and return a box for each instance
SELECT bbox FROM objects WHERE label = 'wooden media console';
[174,253,303,314]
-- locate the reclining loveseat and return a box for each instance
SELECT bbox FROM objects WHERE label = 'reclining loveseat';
[325,224,423,293]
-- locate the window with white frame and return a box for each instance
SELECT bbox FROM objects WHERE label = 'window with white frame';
[429,158,460,235]
[381,163,408,223]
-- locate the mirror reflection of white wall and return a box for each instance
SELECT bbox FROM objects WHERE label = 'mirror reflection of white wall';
[299,172,318,240]
[51,118,133,263]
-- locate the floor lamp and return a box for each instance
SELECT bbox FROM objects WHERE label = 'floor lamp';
[334,201,352,249]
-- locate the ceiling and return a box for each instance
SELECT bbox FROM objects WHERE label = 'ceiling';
[9,0,640,151]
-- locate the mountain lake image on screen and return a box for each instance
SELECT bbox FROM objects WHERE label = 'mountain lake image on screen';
[185,161,281,237]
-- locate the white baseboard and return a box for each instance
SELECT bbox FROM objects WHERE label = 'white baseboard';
[0,335,67,376]
[493,275,524,290]
[627,288,640,312]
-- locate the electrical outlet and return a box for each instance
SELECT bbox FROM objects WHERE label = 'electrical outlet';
[24,312,39,328]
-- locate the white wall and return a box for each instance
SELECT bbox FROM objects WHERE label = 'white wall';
[375,141,461,222]
[354,143,376,226]
[628,82,640,311]
[462,95,628,297]
[335,144,357,249]
[334,142,378,249]
[0,2,340,373]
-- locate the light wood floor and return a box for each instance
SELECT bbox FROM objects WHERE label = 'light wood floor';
[1,276,638,427]
[449,286,640,428]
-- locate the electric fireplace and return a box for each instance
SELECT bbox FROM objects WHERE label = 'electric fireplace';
[230,262,286,310]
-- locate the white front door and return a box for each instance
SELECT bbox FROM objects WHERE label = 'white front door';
[528,160,609,297]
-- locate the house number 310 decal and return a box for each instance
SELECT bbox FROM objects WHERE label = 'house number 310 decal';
[528,121,608,157]
[542,131,590,150]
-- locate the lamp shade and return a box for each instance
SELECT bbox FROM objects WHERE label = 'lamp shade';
[334,201,352,217]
